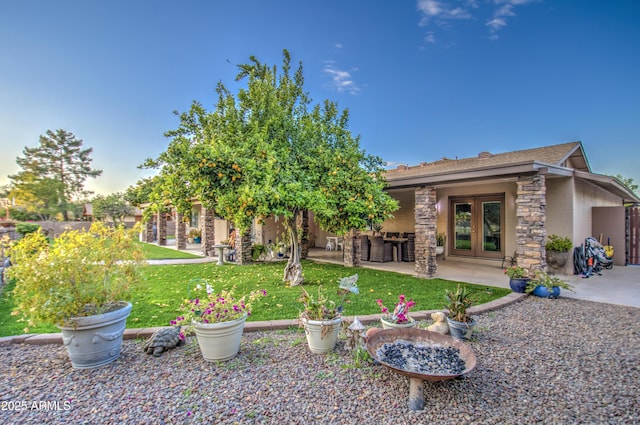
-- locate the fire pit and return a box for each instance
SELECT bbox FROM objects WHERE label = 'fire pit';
[366,328,477,410]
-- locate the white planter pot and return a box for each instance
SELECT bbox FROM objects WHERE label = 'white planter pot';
[436,246,445,255]
[194,313,247,361]
[300,317,341,354]
[380,317,417,330]
[59,302,132,369]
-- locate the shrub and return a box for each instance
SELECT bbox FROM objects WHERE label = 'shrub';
[545,234,572,252]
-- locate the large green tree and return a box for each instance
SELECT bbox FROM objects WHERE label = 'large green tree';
[92,192,135,224]
[9,129,102,220]
[147,50,398,285]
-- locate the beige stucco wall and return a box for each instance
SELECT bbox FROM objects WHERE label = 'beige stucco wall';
[572,178,623,244]
[380,189,415,234]
[545,177,575,242]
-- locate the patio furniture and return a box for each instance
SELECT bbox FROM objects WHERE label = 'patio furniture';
[326,236,338,251]
[360,235,370,261]
[402,233,415,262]
[370,236,388,262]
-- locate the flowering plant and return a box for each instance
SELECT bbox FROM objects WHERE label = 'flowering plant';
[173,280,266,339]
[376,294,416,324]
[504,266,529,279]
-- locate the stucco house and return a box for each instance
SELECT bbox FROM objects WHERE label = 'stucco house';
[365,141,639,276]
[144,141,639,276]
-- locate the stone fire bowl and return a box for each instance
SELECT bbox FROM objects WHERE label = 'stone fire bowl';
[365,328,477,410]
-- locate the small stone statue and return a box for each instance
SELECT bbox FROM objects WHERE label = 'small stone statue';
[344,317,367,351]
[427,312,449,335]
[143,326,185,357]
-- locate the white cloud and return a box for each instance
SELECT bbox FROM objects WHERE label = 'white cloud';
[417,0,473,26]
[417,0,540,42]
[322,62,360,95]
[486,0,539,39]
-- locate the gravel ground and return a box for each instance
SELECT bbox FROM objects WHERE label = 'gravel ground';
[1,297,639,425]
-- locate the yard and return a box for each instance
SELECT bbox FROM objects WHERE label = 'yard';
[0,244,510,337]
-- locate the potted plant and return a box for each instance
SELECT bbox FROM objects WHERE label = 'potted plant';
[443,284,476,341]
[372,222,383,236]
[3,222,145,369]
[298,286,341,354]
[526,271,574,299]
[298,276,358,354]
[504,265,531,293]
[188,228,201,244]
[545,234,572,270]
[436,232,446,255]
[173,280,267,361]
[376,294,417,329]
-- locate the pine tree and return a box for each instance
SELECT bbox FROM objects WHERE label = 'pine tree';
[9,129,102,220]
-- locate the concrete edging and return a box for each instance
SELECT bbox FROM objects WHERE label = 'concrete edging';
[0,293,528,346]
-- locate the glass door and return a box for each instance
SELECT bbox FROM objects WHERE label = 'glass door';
[450,195,504,258]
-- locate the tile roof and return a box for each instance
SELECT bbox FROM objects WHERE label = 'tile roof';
[384,141,584,179]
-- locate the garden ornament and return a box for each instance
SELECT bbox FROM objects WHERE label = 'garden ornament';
[344,316,367,351]
[427,312,449,335]
[143,326,185,357]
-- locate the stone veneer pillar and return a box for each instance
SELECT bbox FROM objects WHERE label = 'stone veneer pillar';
[158,212,167,246]
[343,229,361,268]
[201,208,215,256]
[236,230,252,265]
[300,210,309,260]
[415,186,437,278]
[516,174,547,274]
[144,219,154,242]
[176,212,186,250]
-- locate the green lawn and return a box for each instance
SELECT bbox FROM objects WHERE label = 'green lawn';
[0,259,510,337]
[137,241,202,260]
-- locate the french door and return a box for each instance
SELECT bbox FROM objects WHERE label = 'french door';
[449,195,504,258]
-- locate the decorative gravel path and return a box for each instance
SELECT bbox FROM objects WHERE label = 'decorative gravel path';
[1,297,638,424]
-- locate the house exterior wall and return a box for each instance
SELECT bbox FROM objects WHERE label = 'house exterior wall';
[573,179,623,244]
[435,181,516,260]
[546,177,575,242]
[381,189,415,234]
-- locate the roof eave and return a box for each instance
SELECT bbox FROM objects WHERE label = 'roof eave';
[574,170,640,203]
[385,161,572,189]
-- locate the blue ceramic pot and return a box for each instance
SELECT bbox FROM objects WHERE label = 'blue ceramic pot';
[532,285,560,299]
[509,278,530,293]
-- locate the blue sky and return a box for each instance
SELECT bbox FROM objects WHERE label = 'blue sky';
[1,0,639,196]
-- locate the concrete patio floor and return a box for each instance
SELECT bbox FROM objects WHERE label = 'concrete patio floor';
[307,247,640,308]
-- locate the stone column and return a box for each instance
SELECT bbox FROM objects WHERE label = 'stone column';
[300,210,309,260]
[343,229,361,268]
[158,212,167,246]
[236,229,252,265]
[144,219,154,242]
[176,212,186,250]
[201,208,215,256]
[516,174,547,274]
[415,186,437,278]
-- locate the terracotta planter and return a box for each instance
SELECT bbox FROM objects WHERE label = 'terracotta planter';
[59,302,132,369]
[194,313,247,361]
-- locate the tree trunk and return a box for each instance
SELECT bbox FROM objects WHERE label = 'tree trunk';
[283,217,304,286]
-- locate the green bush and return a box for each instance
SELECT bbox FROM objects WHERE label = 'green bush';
[4,222,145,330]
[545,234,572,252]
[15,223,41,236]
